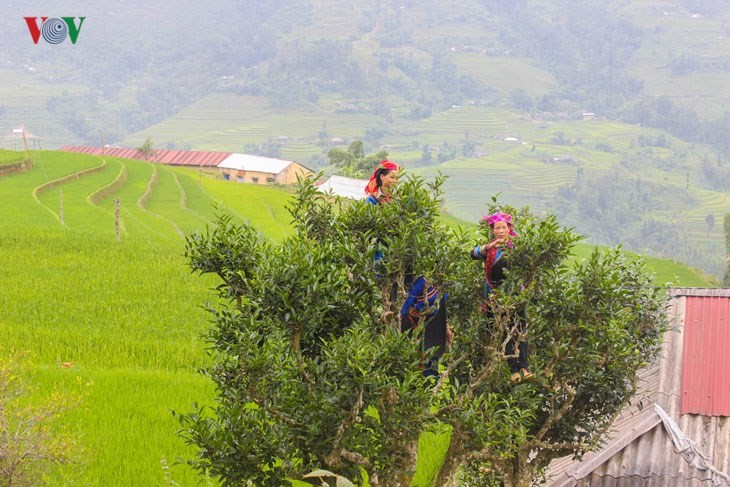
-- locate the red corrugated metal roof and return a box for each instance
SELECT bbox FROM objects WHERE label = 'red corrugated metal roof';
[681,295,730,416]
[60,146,231,167]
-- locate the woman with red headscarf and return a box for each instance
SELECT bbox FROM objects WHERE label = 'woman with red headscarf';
[365,159,400,205]
[364,160,400,276]
[366,160,451,379]
[470,211,531,383]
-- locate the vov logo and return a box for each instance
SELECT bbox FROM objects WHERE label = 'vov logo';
[24,17,86,44]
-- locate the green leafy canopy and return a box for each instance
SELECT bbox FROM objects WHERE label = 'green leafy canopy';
[177,173,668,487]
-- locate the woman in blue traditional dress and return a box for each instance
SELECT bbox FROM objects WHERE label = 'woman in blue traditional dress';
[399,276,452,379]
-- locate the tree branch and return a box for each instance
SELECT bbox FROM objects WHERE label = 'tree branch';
[249,383,302,427]
[530,383,576,446]
[529,440,590,451]
[325,388,365,468]
[432,349,500,418]
[340,449,371,467]
[256,399,301,426]
[467,355,502,396]
[292,324,314,391]
[432,354,465,398]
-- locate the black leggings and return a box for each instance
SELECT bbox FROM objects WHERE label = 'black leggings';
[401,298,447,379]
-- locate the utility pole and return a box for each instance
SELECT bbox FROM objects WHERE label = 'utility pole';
[59,188,64,225]
[99,130,105,155]
[115,198,120,242]
[21,126,30,162]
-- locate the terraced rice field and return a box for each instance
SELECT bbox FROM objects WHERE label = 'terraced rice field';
[0,68,87,148]
[0,150,26,170]
[620,1,730,118]
[0,150,302,486]
[280,141,325,162]
[683,188,730,240]
[409,105,528,142]
[416,160,578,221]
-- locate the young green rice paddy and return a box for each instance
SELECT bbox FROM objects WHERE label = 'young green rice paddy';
[0,151,291,486]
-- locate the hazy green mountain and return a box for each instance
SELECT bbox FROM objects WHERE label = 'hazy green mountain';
[3,0,730,146]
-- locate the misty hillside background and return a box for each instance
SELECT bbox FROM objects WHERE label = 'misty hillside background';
[1,0,729,277]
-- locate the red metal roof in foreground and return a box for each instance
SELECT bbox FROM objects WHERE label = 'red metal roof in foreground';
[60,146,231,167]
[681,295,730,416]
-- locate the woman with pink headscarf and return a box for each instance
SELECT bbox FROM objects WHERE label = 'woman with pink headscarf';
[470,211,531,383]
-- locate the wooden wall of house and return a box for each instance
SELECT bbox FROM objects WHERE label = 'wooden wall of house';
[219,162,312,185]
[277,162,313,184]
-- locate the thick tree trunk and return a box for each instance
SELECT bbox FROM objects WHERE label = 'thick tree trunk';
[503,475,534,487]
[391,439,419,487]
[433,431,465,487]
[502,457,535,487]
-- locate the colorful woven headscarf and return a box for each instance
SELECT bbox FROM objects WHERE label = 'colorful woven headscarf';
[365,160,400,196]
[482,211,516,291]
[481,211,517,236]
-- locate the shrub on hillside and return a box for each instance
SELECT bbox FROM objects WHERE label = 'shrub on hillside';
[178,174,667,487]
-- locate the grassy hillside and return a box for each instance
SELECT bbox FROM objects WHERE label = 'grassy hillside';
[0,151,293,486]
[0,150,717,486]
[0,149,26,165]
[1,228,218,485]
[619,0,730,119]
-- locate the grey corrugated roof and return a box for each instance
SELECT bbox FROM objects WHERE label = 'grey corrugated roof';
[671,288,730,297]
[545,289,730,486]
[315,175,368,200]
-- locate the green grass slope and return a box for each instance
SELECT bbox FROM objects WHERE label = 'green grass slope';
[0,228,217,486]
[0,151,295,486]
[0,149,26,165]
